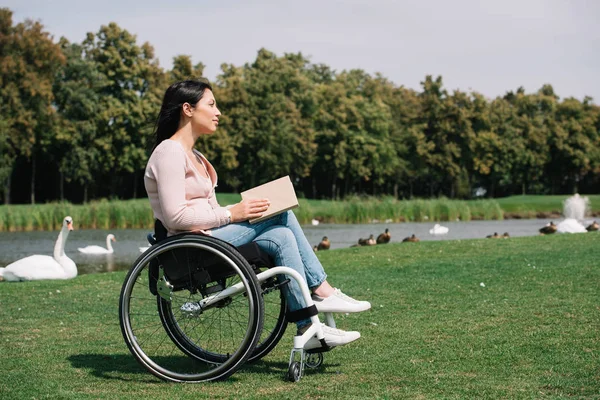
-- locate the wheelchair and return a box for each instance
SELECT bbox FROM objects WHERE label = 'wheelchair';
[119,220,339,383]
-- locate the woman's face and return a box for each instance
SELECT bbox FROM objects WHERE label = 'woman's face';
[188,89,221,134]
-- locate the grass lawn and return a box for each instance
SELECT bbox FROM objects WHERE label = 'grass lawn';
[495,194,600,216]
[0,233,598,399]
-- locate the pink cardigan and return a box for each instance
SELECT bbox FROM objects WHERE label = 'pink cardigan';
[144,139,230,236]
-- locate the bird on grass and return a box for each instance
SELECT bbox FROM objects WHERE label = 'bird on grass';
[0,216,77,281]
[486,232,500,239]
[502,232,510,238]
[402,234,420,243]
[539,221,557,235]
[358,234,376,246]
[586,221,598,232]
[376,229,391,244]
[316,236,330,251]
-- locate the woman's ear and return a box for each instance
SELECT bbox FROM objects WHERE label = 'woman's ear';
[182,102,194,117]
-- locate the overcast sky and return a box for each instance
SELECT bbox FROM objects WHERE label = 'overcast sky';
[6,0,600,101]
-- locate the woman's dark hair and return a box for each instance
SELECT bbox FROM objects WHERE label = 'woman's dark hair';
[151,79,213,152]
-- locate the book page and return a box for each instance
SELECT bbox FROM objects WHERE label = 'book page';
[240,176,299,224]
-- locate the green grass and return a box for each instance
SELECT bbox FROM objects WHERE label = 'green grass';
[496,194,600,217]
[1,233,598,399]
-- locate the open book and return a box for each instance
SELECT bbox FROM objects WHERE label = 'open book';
[240,176,299,224]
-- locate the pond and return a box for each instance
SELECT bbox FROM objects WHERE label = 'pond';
[0,218,567,276]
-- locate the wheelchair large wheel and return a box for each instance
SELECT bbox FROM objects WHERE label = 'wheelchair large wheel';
[248,273,287,362]
[119,235,264,382]
[157,246,288,364]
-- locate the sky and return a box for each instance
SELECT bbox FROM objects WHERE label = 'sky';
[5,0,600,101]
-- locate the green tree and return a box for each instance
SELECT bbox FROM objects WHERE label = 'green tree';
[52,39,108,201]
[547,96,600,193]
[216,49,317,191]
[170,54,205,82]
[82,22,164,198]
[0,8,65,203]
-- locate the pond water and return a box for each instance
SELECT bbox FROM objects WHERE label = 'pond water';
[0,218,572,276]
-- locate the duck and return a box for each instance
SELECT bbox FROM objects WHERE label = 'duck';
[78,234,116,254]
[586,221,599,232]
[358,234,376,246]
[502,232,510,238]
[486,232,500,239]
[316,236,330,251]
[539,221,557,235]
[376,229,391,244]
[429,224,449,235]
[402,234,420,243]
[0,216,77,281]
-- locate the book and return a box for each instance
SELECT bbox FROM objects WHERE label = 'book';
[240,176,299,224]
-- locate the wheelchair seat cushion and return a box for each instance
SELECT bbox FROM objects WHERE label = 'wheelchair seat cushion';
[149,220,275,294]
[236,242,275,269]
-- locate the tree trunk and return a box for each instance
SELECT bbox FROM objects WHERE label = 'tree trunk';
[393,182,399,199]
[84,184,88,203]
[133,172,138,199]
[60,171,64,201]
[331,179,336,200]
[3,172,11,205]
[30,154,36,204]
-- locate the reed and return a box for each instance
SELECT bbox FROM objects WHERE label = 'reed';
[10,194,593,232]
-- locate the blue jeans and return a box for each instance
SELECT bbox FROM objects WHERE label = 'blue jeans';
[211,210,327,328]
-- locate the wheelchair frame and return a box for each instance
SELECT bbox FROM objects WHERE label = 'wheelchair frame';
[119,225,339,383]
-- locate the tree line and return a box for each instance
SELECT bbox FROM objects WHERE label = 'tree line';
[1,8,599,205]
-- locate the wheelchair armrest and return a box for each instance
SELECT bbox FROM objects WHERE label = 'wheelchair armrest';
[147,233,157,245]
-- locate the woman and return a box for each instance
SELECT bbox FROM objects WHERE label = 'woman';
[144,80,370,350]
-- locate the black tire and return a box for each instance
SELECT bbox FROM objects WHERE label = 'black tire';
[119,235,264,382]
[287,361,301,382]
[248,276,287,362]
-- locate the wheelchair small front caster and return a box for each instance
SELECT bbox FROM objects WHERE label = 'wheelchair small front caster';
[305,352,323,369]
[287,361,301,382]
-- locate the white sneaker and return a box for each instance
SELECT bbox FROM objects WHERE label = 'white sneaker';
[311,288,371,313]
[303,323,361,350]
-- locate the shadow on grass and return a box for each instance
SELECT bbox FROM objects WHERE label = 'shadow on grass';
[68,353,340,382]
[243,357,341,379]
[68,354,161,383]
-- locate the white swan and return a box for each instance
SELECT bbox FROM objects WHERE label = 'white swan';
[429,223,449,235]
[0,216,77,281]
[78,234,116,254]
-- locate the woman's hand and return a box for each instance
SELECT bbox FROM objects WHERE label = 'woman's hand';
[229,198,270,222]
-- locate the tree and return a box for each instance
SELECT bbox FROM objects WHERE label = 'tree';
[0,8,65,203]
[52,39,106,201]
[216,49,317,191]
[547,97,600,193]
[170,54,205,82]
[81,23,164,198]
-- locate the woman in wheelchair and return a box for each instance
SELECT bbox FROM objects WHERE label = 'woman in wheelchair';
[144,79,370,351]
